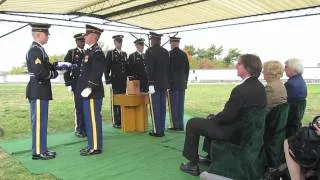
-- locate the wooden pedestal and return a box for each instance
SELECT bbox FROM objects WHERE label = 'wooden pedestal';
[113,94,149,132]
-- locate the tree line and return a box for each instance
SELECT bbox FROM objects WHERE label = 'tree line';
[183,44,241,69]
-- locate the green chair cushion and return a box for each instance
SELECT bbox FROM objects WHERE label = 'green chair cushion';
[286,100,307,138]
[264,103,289,168]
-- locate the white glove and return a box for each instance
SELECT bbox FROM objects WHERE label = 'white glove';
[81,88,92,97]
[67,86,73,93]
[61,70,67,74]
[148,85,155,94]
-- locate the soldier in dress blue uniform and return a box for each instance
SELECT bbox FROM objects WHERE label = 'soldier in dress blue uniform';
[104,35,128,128]
[26,23,58,160]
[63,33,86,138]
[126,38,148,92]
[167,37,190,131]
[145,32,170,137]
[77,25,105,156]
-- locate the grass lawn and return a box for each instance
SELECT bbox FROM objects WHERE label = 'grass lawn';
[0,83,319,179]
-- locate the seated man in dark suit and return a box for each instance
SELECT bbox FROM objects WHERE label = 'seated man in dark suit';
[180,54,267,176]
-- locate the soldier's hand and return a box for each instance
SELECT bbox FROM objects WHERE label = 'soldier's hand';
[81,88,92,97]
[148,85,155,94]
[67,86,73,93]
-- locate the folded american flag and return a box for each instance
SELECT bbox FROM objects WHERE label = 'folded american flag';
[54,62,77,71]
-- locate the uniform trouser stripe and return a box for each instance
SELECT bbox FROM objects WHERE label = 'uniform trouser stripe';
[166,91,173,128]
[90,99,98,150]
[149,93,156,133]
[36,99,41,154]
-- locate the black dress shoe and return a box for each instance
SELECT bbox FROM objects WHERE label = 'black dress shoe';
[32,153,55,160]
[45,150,57,156]
[80,148,102,156]
[80,147,90,153]
[113,124,121,128]
[148,132,165,137]
[198,154,211,164]
[180,162,200,176]
[75,131,86,138]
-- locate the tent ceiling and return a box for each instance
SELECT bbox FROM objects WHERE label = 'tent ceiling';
[1,0,320,30]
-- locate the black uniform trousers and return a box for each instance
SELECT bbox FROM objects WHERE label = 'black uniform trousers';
[74,94,85,134]
[112,104,121,126]
[29,99,49,155]
[182,117,229,164]
[168,89,185,129]
[150,90,167,135]
[82,98,103,150]
[111,89,125,126]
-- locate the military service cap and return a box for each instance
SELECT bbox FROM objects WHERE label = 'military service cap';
[112,35,124,39]
[74,33,84,40]
[112,35,124,42]
[30,23,51,34]
[149,32,162,39]
[85,24,103,35]
[134,38,145,45]
[169,36,181,42]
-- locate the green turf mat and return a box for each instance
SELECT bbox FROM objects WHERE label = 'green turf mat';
[1,114,208,179]
[0,123,127,155]
[1,114,194,155]
[12,132,202,180]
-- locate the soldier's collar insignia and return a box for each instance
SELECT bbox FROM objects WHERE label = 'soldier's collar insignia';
[35,58,41,64]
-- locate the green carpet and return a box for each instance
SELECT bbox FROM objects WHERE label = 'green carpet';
[1,115,208,180]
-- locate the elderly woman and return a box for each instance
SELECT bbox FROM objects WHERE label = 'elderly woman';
[284,58,307,104]
[284,58,307,138]
[263,60,287,112]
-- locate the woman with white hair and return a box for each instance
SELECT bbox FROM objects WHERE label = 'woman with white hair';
[284,58,307,138]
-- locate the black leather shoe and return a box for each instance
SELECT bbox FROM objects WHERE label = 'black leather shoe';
[80,147,90,153]
[80,148,102,156]
[149,132,165,137]
[45,150,57,156]
[75,131,86,138]
[199,154,211,165]
[32,153,55,160]
[113,124,121,128]
[180,162,200,176]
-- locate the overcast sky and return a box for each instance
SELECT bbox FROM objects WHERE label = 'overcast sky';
[1,14,320,71]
